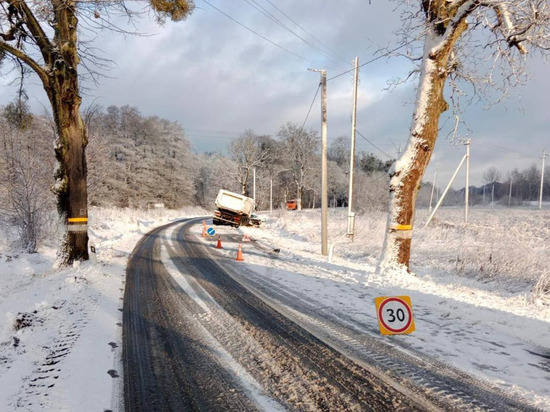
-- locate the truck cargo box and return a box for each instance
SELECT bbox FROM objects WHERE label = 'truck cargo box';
[215,190,255,215]
[213,190,256,227]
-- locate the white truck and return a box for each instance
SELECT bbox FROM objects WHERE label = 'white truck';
[213,189,263,227]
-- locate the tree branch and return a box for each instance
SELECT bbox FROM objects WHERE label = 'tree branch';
[7,0,54,64]
[429,0,479,58]
[495,3,528,54]
[0,40,49,85]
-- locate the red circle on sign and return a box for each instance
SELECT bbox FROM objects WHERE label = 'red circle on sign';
[378,297,413,333]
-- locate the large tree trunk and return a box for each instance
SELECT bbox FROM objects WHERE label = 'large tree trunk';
[378,18,466,273]
[48,3,89,265]
[51,92,89,265]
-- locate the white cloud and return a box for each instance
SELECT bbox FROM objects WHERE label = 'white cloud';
[0,0,547,185]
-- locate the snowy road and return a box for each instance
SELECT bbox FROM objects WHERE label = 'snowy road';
[123,218,540,411]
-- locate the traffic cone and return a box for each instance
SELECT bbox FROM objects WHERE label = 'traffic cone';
[216,236,223,249]
[202,225,207,237]
[235,244,244,261]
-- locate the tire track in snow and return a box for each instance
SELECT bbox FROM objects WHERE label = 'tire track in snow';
[160,226,285,411]
[124,220,272,411]
[173,219,431,411]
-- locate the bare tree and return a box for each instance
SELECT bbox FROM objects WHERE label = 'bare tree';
[255,135,283,210]
[228,130,271,196]
[380,0,550,273]
[0,0,194,265]
[483,166,502,186]
[0,101,54,252]
[328,136,350,168]
[483,166,502,203]
[277,122,319,211]
[83,104,110,206]
[195,154,238,208]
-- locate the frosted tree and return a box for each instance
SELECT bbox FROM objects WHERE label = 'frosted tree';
[328,136,351,168]
[0,101,54,252]
[254,135,283,210]
[195,154,238,207]
[0,0,194,265]
[85,105,198,208]
[379,0,550,273]
[84,104,110,207]
[228,130,271,197]
[483,166,502,203]
[277,122,319,211]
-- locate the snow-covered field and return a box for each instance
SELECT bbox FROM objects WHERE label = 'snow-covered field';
[0,206,549,410]
[238,207,550,409]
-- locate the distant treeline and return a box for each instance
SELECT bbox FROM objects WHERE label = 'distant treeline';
[1,102,547,251]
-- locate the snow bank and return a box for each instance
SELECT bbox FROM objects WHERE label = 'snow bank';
[0,206,206,411]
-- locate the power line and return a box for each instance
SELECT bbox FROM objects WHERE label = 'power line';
[242,0,348,69]
[300,83,321,131]
[260,0,349,66]
[474,137,538,159]
[327,37,422,82]
[356,130,392,158]
[201,0,315,64]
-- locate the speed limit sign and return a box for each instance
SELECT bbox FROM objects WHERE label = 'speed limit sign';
[375,296,415,335]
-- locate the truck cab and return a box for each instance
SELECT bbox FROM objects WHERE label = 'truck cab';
[286,200,297,210]
[213,189,256,227]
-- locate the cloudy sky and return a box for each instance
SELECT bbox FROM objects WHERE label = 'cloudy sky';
[0,0,548,187]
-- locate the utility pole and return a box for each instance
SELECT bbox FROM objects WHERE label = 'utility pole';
[540,149,548,210]
[270,175,273,213]
[428,163,438,213]
[465,139,470,223]
[253,167,256,202]
[309,68,328,256]
[508,173,512,207]
[425,153,468,227]
[426,141,470,227]
[347,57,359,241]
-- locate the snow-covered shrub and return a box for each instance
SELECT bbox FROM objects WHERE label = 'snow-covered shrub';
[412,208,549,299]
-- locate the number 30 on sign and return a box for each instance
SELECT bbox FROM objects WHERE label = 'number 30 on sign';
[375,296,415,335]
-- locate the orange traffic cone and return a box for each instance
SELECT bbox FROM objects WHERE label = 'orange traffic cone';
[216,236,223,249]
[202,226,207,237]
[235,244,244,261]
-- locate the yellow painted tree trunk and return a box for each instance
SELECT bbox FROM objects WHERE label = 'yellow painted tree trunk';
[48,2,89,264]
[379,2,468,273]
